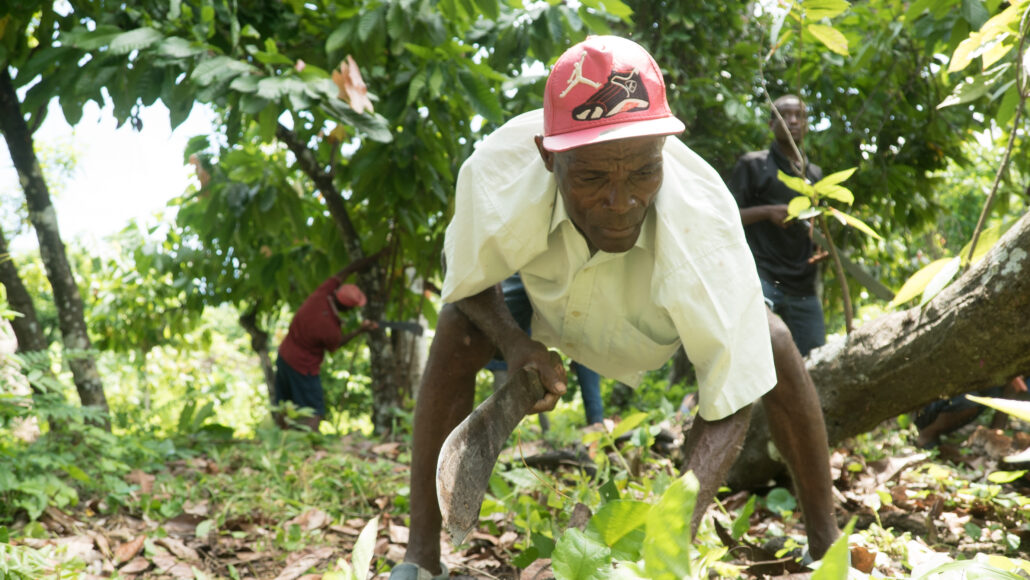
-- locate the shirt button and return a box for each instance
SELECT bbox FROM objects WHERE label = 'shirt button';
[571,311,582,317]
[565,342,576,350]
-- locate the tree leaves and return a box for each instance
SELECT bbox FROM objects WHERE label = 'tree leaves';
[802,0,851,20]
[107,27,164,55]
[888,257,958,308]
[807,23,849,56]
[190,56,257,87]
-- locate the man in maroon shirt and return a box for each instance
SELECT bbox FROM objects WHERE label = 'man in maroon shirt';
[274,254,381,430]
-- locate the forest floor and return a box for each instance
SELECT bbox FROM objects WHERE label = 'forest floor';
[4,408,1030,580]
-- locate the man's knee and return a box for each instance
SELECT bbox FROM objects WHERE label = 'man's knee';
[766,308,795,356]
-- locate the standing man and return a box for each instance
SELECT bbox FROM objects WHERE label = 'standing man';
[730,95,827,357]
[274,253,381,431]
[390,37,838,580]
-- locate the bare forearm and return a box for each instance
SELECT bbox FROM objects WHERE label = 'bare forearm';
[454,285,566,411]
[739,205,787,227]
[453,285,533,361]
[681,405,752,533]
[339,329,366,345]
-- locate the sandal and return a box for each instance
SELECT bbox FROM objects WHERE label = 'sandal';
[388,561,449,580]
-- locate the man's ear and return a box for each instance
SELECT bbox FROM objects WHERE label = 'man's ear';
[534,135,555,172]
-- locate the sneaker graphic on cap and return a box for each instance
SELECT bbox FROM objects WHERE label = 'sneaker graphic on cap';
[571,68,649,121]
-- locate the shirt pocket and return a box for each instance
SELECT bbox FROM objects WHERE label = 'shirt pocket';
[607,318,680,373]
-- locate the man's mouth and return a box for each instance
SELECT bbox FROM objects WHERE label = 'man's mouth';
[601,224,637,238]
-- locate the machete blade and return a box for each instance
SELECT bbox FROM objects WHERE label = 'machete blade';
[435,355,556,544]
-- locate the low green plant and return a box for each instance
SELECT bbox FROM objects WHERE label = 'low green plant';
[0,542,51,579]
[325,516,379,580]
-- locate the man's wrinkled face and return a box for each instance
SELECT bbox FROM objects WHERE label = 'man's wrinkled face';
[535,135,665,254]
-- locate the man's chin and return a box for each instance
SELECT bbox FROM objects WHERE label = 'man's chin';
[593,234,639,254]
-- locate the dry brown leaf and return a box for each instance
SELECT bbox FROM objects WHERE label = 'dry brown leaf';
[183,500,210,517]
[286,508,330,532]
[968,425,1014,459]
[383,542,406,563]
[388,523,409,544]
[235,551,269,563]
[373,536,390,556]
[850,545,876,573]
[331,55,374,114]
[466,530,499,545]
[42,506,82,533]
[330,524,362,535]
[125,470,155,494]
[520,559,554,580]
[152,553,179,572]
[372,441,401,456]
[163,513,204,536]
[53,535,102,564]
[119,556,151,574]
[169,562,197,579]
[156,537,200,561]
[498,531,518,548]
[273,546,334,580]
[88,530,111,558]
[114,535,146,564]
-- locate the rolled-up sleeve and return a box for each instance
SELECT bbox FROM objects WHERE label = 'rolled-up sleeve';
[441,111,556,303]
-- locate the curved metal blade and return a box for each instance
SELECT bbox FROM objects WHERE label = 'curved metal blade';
[435,364,548,544]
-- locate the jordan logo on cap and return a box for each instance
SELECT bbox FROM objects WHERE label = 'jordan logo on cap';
[561,52,650,122]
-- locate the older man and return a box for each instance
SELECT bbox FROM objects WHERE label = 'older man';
[391,36,838,579]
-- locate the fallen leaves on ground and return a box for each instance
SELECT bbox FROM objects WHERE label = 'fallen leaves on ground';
[5,416,1028,579]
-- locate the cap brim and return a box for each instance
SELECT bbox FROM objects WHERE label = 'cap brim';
[542,116,686,152]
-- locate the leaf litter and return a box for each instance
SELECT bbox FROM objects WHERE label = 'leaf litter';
[3,413,1029,579]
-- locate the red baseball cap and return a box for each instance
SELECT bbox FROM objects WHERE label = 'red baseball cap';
[334,284,367,308]
[542,36,685,152]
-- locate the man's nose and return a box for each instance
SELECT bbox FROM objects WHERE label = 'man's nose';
[604,186,638,212]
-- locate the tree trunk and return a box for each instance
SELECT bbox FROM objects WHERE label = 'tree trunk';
[0,67,109,427]
[0,227,55,391]
[728,212,1030,490]
[0,227,64,436]
[238,305,276,406]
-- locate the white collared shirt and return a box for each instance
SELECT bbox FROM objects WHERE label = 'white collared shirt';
[442,110,775,421]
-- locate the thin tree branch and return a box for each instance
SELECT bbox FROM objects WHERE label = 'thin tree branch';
[964,9,1030,266]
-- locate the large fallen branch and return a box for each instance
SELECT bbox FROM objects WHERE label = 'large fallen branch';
[728,212,1030,490]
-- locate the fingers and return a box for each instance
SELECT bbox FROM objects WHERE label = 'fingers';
[509,346,567,413]
[529,390,562,414]
[531,352,567,398]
